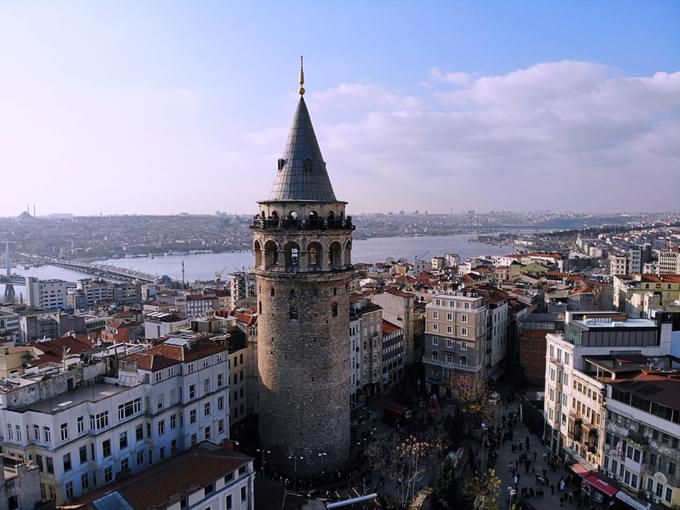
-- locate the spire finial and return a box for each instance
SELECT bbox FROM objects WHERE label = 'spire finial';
[299,55,305,96]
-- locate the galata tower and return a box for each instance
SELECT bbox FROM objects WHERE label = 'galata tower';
[252,59,353,476]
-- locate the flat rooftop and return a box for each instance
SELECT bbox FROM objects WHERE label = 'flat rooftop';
[10,382,135,414]
[574,318,657,329]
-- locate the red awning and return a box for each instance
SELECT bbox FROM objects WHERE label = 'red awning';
[569,463,590,478]
[584,474,618,497]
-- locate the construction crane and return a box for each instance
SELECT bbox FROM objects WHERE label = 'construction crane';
[215,264,230,284]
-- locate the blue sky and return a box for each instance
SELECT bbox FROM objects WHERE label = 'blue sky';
[1,1,679,215]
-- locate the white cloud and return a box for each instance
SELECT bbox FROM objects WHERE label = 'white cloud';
[309,82,422,115]
[430,67,472,86]
[309,62,680,212]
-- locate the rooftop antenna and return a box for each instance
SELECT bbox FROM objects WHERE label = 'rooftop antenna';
[181,260,186,288]
[298,55,305,96]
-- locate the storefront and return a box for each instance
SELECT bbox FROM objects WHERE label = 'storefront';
[614,490,651,510]
[581,473,618,505]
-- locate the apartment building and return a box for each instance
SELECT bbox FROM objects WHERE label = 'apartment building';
[613,274,680,317]
[543,311,672,470]
[658,248,680,275]
[144,311,190,340]
[610,253,630,276]
[229,272,256,309]
[0,310,20,342]
[0,336,230,505]
[24,277,76,310]
[371,286,422,363]
[0,455,41,510]
[350,297,383,403]
[423,292,488,394]
[381,320,404,388]
[567,354,680,508]
[185,294,219,318]
[74,443,255,510]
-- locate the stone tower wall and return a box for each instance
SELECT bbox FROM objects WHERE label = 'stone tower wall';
[256,270,351,475]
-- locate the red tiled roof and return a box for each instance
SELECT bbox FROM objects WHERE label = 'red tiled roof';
[124,339,227,372]
[382,320,401,334]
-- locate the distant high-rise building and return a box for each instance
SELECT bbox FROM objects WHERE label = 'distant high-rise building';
[252,61,353,475]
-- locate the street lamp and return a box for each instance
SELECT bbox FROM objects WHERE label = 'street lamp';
[480,422,487,473]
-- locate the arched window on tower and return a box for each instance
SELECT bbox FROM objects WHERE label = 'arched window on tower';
[289,306,298,319]
[331,302,338,317]
[264,241,278,269]
[307,242,322,270]
[284,242,300,271]
[254,240,262,268]
[328,242,342,270]
[344,240,352,267]
[259,301,262,314]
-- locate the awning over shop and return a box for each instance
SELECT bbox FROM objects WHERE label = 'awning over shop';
[569,463,590,478]
[615,490,651,510]
[584,474,618,497]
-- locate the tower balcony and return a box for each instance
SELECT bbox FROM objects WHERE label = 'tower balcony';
[251,216,354,231]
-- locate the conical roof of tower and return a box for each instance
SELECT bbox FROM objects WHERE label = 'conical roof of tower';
[268,96,337,202]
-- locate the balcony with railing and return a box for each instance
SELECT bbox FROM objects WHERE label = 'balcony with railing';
[252,216,354,231]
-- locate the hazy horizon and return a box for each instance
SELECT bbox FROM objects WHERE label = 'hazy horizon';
[1,1,679,217]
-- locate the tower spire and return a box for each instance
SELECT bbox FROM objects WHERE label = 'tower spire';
[298,55,305,96]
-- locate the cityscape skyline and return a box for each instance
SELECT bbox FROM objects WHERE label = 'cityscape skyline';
[1,1,679,217]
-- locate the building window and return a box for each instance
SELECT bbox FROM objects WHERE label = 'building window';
[81,472,89,490]
[46,457,54,474]
[171,414,177,429]
[33,424,40,440]
[666,487,673,503]
[121,457,129,472]
[432,323,439,332]
[190,409,197,424]
[218,373,223,387]
[460,356,468,366]
[60,423,69,441]
[461,327,468,336]
[226,495,233,510]
[77,416,85,434]
[103,439,111,458]
[204,402,211,416]
[105,466,113,483]
[241,486,247,501]
[79,446,87,464]
[447,313,453,321]
[189,384,196,399]
[119,431,128,449]
[90,411,109,431]
[136,425,143,441]
[432,351,438,361]
[218,396,224,410]
[289,306,298,319]
[158,420,165,435]
[461,314,468,323]
[63,453,72,472]
[65,481,74,499]
[433,311,439,319]
[43,426,51,443]
[432,337,439,346]
[332,303,338,317]
[137,450,145,466]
